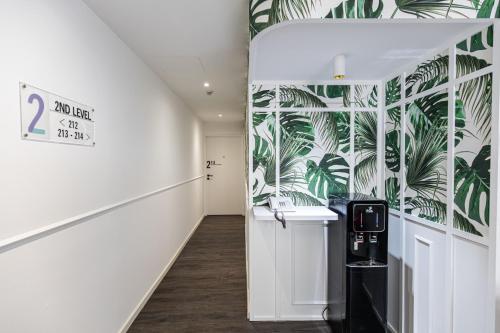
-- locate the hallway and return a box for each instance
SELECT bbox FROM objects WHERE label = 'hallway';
[129,215,330,332]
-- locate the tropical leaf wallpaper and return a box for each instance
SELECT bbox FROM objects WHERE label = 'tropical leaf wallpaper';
[355,111,378,194]
[249,1,497,236]
[252,84,276,108]
[454,73,492,237]
[385,76,402,210]
[379,25,494,236]
[279,111,351,205]
[385,106,401,210]
[405,50,449,98]
[405,89,448,224]
[249,0,500,39]
[354,84,378,108]
[252,112,276,205]
[280,85,350,108]
[385,75,401,106]
[457,25,494,78]
[252,84,378,205]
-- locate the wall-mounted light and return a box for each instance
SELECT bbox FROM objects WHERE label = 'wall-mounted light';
[334,54,346,80]
[218,114,223,118]
[204,82,210,88]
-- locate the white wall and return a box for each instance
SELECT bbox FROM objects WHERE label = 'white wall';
[0,1,204,332]
[204,121,244,136]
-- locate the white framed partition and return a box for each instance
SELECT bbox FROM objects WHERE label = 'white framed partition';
[247,18,500,332]
[381,21,500,333]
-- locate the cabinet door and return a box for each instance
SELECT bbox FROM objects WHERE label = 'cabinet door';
[276,220,328,320]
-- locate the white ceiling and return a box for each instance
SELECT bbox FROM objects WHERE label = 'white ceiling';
[80,2,491,122]
[250,20,492,81]
[83,0,249,122]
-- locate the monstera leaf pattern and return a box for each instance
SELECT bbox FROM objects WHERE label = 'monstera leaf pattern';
[305,154,350,199]
[386,76,401,106]
[279,111,351,206]
[454,73,492,236]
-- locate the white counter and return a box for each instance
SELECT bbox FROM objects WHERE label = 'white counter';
[252,206,338,221]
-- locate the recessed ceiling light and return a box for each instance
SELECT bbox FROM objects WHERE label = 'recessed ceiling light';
[204,82,210,88]
[218,114,223,118]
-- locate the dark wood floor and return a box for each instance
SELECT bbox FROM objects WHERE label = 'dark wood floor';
[129,215,331,333]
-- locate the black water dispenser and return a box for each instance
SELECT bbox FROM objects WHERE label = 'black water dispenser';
[326,193,388,333]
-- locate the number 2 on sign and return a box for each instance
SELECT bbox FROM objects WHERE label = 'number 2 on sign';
[27,93,46,135]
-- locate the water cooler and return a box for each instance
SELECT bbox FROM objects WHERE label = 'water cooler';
[326,193,388,333]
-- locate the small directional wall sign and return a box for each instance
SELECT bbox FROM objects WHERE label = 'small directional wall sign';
[20,83,95,146]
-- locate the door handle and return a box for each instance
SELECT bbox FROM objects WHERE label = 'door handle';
[206,174,214,180]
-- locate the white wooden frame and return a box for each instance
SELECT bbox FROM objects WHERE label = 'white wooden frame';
[249,80,382,206]
[247,19,500,332]
[380,21,499,333]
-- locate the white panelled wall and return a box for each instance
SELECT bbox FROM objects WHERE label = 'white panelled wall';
[248,22,500,333]
[0,1,204,332]
[381,22,500,333]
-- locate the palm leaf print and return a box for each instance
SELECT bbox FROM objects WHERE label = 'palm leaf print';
[310,112,350,154]
[355,112,378,193]
[392,0,473,18]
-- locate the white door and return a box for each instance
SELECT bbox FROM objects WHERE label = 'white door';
[205,136,244,215]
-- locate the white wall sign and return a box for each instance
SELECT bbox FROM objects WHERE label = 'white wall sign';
[20,83,95,146]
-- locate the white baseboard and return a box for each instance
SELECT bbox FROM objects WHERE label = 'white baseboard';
[118,214,205,333]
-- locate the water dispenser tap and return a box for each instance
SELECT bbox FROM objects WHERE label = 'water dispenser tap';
[354,233,364,251]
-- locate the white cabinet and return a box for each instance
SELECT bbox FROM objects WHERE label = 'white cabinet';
[249,207,337,321]
[276,220,328,320]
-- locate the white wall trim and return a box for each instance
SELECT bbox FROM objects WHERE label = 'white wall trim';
[413,235,433,333]
[387,321,398,333]
[0,175,204,253]
[290,222,328,305]
[118,213,205,333]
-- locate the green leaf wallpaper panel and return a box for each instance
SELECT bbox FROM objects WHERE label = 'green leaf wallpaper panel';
[280,85,350,108]
[353,84,378,108]
[252,112,276,205]
[354,111,378,195]
[405,89,448,224]
[252,84,276,108]
[406,50,449,98]
[385,106,401,210]
[454,74,492,237]
[279,111,351,205]
[457,25,494,78]
[385,76,401,106]
[249,0,498,39]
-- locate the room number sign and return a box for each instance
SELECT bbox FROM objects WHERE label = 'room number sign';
[20,83,95,146]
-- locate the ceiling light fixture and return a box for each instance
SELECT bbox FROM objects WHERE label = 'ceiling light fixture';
[204,82,210,88]
[218,114,223,118]
[334,54,346,80]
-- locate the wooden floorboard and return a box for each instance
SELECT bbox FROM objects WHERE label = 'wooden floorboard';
[128,215,331,333]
